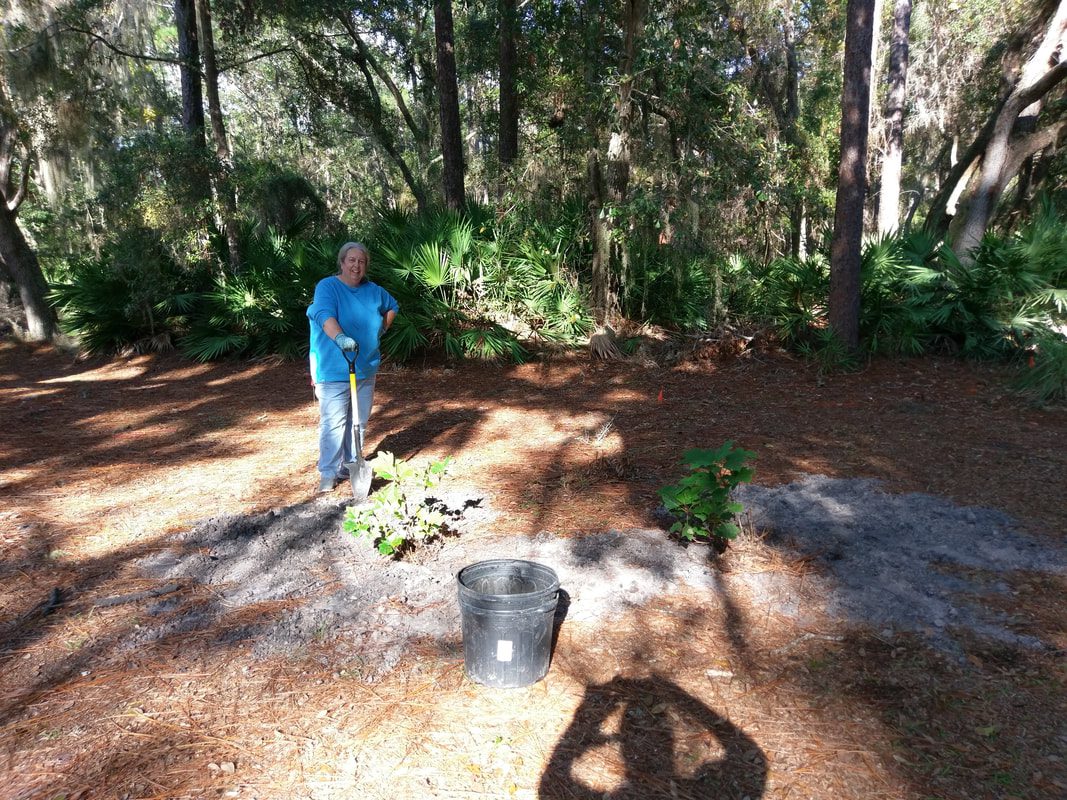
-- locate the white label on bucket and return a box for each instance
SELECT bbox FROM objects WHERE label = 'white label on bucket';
[496,640,513,662]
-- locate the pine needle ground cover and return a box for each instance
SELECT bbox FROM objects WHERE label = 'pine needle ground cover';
[1,340,1065,800]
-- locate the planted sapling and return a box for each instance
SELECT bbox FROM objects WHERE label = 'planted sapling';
[658,441,756,548]
[343,452,453,556]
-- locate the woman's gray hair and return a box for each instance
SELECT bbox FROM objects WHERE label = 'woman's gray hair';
[336,241,370,272]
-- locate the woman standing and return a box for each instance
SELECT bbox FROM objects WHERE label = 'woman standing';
[307,242,399,492]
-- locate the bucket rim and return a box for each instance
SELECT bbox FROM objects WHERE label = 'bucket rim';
[456,558,560,598]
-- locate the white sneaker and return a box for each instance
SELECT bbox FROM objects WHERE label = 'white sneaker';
[318,475,336,492]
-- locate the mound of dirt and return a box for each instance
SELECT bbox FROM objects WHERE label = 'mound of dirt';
[736,475,1067,654]
[135,477,1067,677]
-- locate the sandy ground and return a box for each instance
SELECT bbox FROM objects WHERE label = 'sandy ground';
[2,338,1066,799]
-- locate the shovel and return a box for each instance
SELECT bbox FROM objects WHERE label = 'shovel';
[342,348,373,503]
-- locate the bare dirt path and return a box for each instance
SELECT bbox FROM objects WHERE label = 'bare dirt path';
[1,339,1065,800]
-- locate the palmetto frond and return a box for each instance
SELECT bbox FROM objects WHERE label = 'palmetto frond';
[1011,330,1067,403]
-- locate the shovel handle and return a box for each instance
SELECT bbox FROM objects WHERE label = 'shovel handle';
[341,344,360,379]
[344,349,359,391]
[342,347,362,459]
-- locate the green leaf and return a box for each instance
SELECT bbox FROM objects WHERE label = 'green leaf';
[723,448,756,470]
[683,444,732,468]
[372,451,399,481]
[658,485,680,503]
[733,467,755,483]
[715,522,741,540]
[674,486,701,504]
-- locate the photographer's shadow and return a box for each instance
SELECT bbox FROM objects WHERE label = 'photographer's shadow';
[539,675,767,799]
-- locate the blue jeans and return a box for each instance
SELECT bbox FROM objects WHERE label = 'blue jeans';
[315,375,376,478]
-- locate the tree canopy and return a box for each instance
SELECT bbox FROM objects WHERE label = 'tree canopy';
[0,0,1064,398]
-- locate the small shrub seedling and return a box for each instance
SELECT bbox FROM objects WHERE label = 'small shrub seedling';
[342,452,453,556]
[658,441,756,547]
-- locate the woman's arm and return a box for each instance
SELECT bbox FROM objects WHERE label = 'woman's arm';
[308,280,343,339]
[322,317,343,339]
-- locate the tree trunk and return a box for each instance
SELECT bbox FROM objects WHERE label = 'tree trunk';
[608,6,641,204]
[954,4,1067,258]
[0,205,56,341]
[925,111,1000,234]
[829,0,877,352]
[783,5,804,258]
[598,0,646,321]
[194,0,242,273]
[877,0,912,235]
[587,149,615,322]
[737,4,804,258]
[174,0,206,147]
[434,0,465,211]
[0,84,56,341]
[925,3,1062,234]
[338,14,431,165]
[498,0,519,171]
[1001,133,1059,228]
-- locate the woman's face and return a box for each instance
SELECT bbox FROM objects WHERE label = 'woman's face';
[340,248,368,285]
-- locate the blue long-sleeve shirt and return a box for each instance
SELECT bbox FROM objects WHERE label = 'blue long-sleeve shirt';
[307,276,399,382]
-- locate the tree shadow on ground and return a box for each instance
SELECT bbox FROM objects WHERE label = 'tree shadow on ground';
[3,341,1066,797]
[0,346,312,497]
[0,514,303,729]
[539,674,767,799]
[371,407,479,461]
[782,629,1067,798]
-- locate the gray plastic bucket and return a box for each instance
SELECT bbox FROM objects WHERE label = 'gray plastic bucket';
[456,559,560,688]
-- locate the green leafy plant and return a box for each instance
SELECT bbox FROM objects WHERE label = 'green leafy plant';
[370,206,594,362]
[48,227,195,355]
[179,229,335,361]
[658,442,756,546]
[1012,331,1067,404]
[755,254,830,346]
[342,452,453,556]
[795,326,861,376]
[857,206,1067,361]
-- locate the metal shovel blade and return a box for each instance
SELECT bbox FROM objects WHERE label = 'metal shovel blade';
[343,400,372,503]
[344,457,372,503]
[343,349,372,503]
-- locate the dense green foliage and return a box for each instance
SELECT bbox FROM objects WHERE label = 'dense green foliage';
[48,228,197,355]
[49,206,597,364]
[45,194,1067,404]
[724,203,1067,401]
[179,230,336,361]
[2,0,1063,404]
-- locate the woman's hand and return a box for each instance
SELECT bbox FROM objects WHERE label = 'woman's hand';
[334,333,358,352]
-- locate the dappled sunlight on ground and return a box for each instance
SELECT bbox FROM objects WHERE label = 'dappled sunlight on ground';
[2,339,1066,799]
